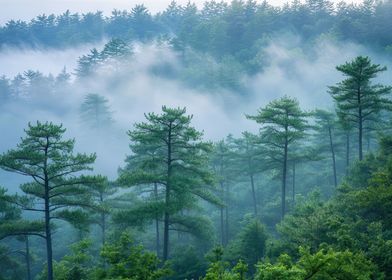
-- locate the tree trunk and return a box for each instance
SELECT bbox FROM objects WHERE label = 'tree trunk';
[219,181,225,246]
[359,114,363,161]
[44,188,53,280]
[328,125,338,188]
[282,139,288,220]
[358,82,363,161]
[163,124,172,261]
[163,193,170,261]
[25,236,31,280]
[101,213,106,246]
[346,132,350,176]
[99,192,106,246]
[225,183,229,244]
[250,173,258,217]
[220,207,225,246]
[154,183,160,257]
[44,142,53,280]
[292,161,296,207]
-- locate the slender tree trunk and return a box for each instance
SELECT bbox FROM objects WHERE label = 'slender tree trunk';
[163,190,170,260]
[44,190,53,280]
[220,207,225,246]
[282,139,288,220]
[359,116,363,161]
[163,124,172,261]
[25,236,31,280]
[154,183,160,257]
[101,213,106,246]
[99,192,106,246]
[219,181,225,246]
[292,161,296,207]
[358,83,363,161]
[328,125,338,188]
[225,184,229,244]
[44,142,53,280]
[250,173,258,217]
[346,132,350,176]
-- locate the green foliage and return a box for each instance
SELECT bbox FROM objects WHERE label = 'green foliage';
[254,254,304,280]
[224,220,267,271]
[329,56,392,160]
[118,106,219,260]
[0,121,99,280]
[203,247,248,280]
[0,245,25,280]
[247,96,309,219]
[94,233,171,280]
[37,239,93,280]
[169,245,207,280]
[255,247,376,280]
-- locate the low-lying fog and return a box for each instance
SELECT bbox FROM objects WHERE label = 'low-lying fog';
[1,35,390,191]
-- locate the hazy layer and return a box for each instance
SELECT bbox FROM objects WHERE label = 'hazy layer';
[0,43,105,77]
[0,37,390,190]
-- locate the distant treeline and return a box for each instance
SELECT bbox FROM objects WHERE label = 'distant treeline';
[1,0,392,60]
[1,0,392,92]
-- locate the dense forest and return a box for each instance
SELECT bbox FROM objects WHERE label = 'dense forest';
[1,0,392,280]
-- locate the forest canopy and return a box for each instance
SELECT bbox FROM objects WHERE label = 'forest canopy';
[1,0,392,280]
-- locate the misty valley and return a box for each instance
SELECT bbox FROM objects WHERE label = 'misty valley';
[1,0,392,279]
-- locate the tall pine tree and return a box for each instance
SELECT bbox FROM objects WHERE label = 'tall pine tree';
[0,121,99,280]
[247,96,308,219]
[118,106,219,261]
[329,56,392,160]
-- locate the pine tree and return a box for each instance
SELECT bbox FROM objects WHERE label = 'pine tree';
[85,176,117,246]
[0,121,99,280]
[312,109,340,188]
[0,187,45,280]
[211,138,236,246]
[232,132,266,218]
[100,38,133,71]
[80,93,113,130]
[329,56,392,160]
[118,106,219,261]
[101,38,132,60]
[247,96,308,219]
[75,48,102,78]
[118,150,165,257]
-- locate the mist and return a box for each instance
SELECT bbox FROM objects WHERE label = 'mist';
[2,2,392,279]
[0,43,106,77]
[1,35,390,188]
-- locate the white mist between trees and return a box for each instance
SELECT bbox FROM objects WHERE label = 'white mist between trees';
[0,36,390,187]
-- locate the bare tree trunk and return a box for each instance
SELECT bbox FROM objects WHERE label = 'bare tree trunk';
[219,181,225,246]
[346,132,350,176]
[101,213,106,246]
[328,125,338,188]
[44,189,53,280]
[25,236,31,280]
[99,192,106,246]
[282,139,288,220]
[292,161,296,207]
[163,124,172,261]
[163,193,170,261]
[154,183,160,257]
[250,173,258,217]
[44,142,53,280]
[225,184,229,244]
[358,85,363,161]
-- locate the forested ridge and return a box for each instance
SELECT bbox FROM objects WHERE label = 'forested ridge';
[1,1,392,280]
